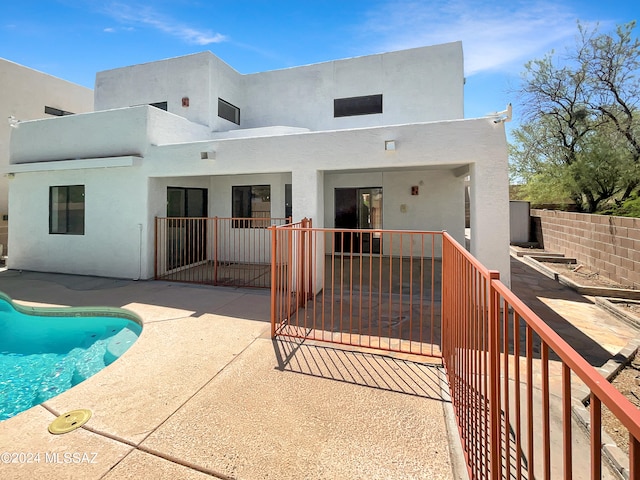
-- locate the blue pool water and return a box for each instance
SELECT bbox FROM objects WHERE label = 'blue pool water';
[0,295,142,421]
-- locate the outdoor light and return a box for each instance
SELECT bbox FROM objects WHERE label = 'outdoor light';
[385,140,396,151]
[200,151,216,160]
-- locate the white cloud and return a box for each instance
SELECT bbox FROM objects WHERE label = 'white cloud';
[103,27,116,33]
[361,0,583,75]
[103,3,227,45]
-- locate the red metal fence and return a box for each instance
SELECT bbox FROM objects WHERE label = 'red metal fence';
[270,222,640,479]
[270,220,442,357]
[154,216,289,287]
[441,231,640,479]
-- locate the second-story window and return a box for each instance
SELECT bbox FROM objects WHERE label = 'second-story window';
[218,98,240,125]
[44,106,74,116]
[334,94,383,117]
[149,102,168,111]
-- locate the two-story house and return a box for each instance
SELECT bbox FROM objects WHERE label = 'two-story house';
[6,41,511,284]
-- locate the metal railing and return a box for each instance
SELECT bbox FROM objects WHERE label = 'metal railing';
[441,231,640,479]
[155,216,290,288]
[270,220,442,357]
[270,223,640,479]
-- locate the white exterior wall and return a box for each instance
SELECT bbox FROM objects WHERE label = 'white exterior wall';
[8,115,509,281]
[93,42,463,132]
[11,106,211,164]
[8,165,147,279]
[324,170,464,258]
[469,147,511,285]
[206,173,291,218]
[95,53,219,128]
[244,43,463,130]
[0,59,93,252]
[6,44,511,284]
[324,170,463,234]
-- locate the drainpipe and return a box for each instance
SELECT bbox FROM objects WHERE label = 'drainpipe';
[133,223,143,280]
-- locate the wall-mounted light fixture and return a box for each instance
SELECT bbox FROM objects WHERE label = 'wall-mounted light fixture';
[200,151,216,160]
[182,97,190,108]
[385,140,396,151]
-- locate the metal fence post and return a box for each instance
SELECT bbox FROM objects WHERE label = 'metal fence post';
[213,216,218,285]
[270,224,277,338]
[488,270,501,480]
[154,216,159,280]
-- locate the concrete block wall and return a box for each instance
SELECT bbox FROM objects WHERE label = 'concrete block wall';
[531,209,640,288]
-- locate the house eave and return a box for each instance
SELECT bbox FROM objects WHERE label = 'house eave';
[3,155,140,174]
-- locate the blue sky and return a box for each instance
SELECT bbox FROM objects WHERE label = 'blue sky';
[2,0,639,128]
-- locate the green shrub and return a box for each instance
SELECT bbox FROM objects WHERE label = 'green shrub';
[598,194,640,217]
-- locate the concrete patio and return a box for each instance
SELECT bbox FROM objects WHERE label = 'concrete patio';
[0,271,460,480]
[2,252,639,480]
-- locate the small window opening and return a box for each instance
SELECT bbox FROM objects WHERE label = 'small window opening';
[334,94,383,117]
[44,106,74,116]
[218,98,240,125]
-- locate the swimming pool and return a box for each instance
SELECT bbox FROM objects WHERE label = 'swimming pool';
[0,293,142,421]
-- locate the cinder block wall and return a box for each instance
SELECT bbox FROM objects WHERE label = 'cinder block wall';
[530,209,640,289]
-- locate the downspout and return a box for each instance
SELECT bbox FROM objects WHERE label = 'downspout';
[133,223,142,280]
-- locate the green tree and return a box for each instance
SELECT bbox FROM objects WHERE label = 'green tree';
[511,21,640,213]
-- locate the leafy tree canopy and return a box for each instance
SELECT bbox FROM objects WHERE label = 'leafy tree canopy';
[511,21,640,214]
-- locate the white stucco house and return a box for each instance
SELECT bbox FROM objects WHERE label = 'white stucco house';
[0,59,93,253]
[6,41,511,285]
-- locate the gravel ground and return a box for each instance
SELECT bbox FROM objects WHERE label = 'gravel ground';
[540,261,637,290]
[601,354,640,451]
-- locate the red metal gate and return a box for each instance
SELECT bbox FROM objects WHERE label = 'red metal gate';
[270,220,443,358]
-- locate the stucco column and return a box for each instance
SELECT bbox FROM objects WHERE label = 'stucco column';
[469,161,511,287]
[291,168,324,293]
[292,168,324,226]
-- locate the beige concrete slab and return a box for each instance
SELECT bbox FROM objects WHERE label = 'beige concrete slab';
[510,257,638,367]
[44,314,269,445]
[142,337,454,480]
[0,271,270,323]
[538,295,638,354]
[214,291,272,323]
[103,449,214,480]
[0,405,133,480]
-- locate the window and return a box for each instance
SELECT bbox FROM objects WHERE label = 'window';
[167,187,207,217]
[334,94,383,117]
[218,98,240,125]
[232,185,270,227]
[50,185,84,235]
[149,102,168,111]
[44,106,74,116]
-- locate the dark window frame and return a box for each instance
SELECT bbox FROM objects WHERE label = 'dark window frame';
[149,101,168,111]
[334,94,383,117]
[232,185,270,227]
[218,98,240,125]
[166,187,208,217]
[285,183,292,220]
[49,185,85,235]
[44,106,74,116]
